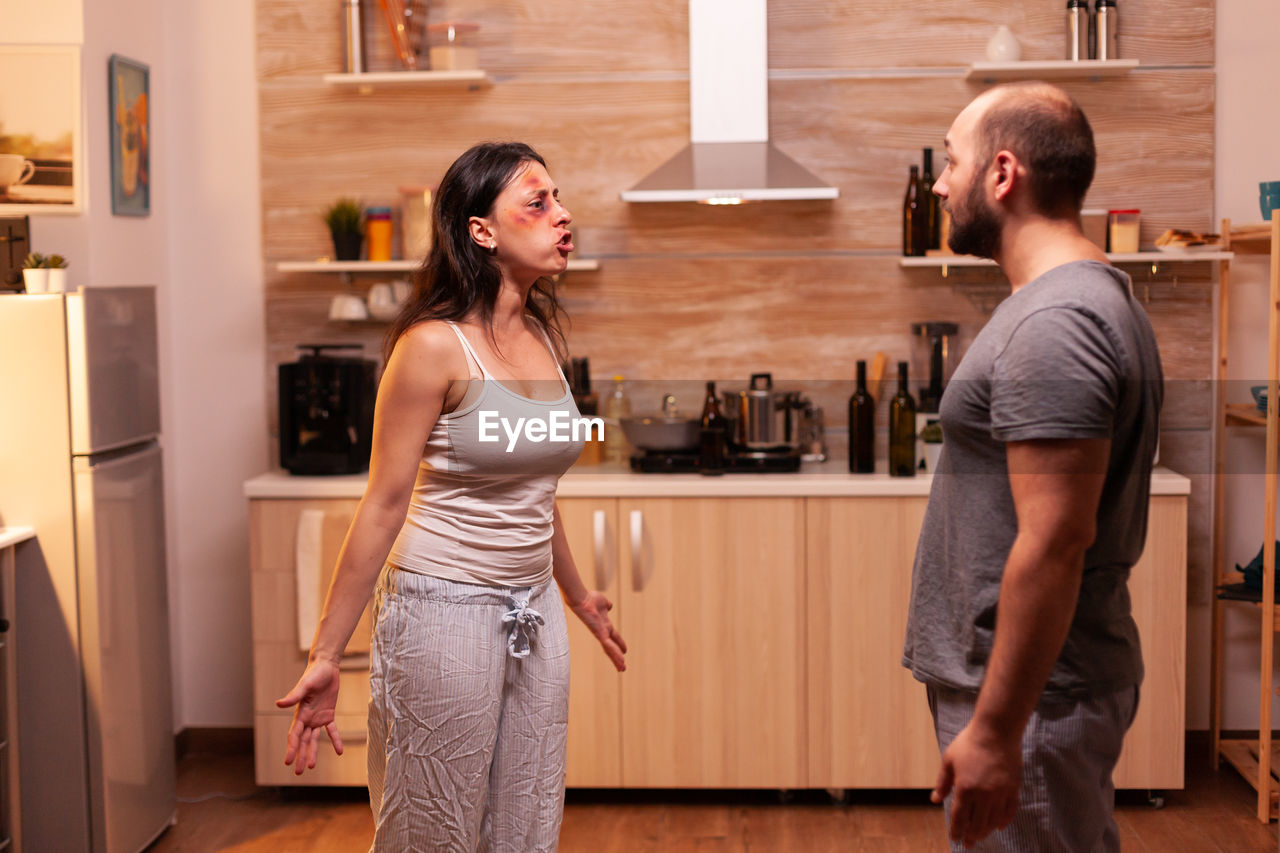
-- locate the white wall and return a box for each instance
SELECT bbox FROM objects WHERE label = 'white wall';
[1211,0,1280,731]
[6,0,266,730]
[159,0,266,728]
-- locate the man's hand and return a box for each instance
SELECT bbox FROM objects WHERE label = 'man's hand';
[568,590,627,671]
[932,720,1022,848]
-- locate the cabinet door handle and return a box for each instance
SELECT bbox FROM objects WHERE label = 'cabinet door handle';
[630,509,645,590]
[592,509,607,588]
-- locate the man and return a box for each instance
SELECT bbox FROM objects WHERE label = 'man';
[902,82,1163,851]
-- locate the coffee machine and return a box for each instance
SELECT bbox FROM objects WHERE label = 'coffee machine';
[278,344,378,475]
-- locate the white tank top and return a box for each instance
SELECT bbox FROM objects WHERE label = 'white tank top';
[386,321,586,587]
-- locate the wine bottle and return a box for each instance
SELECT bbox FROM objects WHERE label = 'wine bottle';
[848,360,875,473]
[700,381,728,475]
[902,165,922,257]
[888,361,917,477]
[921,148,940,251]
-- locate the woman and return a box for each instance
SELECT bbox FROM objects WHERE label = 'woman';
[277,141,627,852]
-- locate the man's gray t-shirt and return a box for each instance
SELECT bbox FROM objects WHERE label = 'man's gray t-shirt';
[902,260,1163,697]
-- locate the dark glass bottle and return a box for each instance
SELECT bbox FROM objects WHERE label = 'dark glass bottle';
[921,148,940,251]
[700,380,727,475]
[902,165,923,257]
[848,360,875,474]
[888,361,917,477]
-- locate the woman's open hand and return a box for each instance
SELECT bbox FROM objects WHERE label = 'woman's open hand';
[569,590,627,671]
[276,659,344,775]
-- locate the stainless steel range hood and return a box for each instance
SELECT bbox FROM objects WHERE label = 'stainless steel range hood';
[620,0,838,204]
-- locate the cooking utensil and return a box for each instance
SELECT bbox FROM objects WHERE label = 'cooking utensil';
[619,416,702,451]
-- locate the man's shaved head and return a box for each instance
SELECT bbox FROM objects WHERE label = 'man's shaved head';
[968,82,1096,216]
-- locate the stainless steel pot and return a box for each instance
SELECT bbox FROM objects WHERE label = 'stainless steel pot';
[619,394,701,451]
[721,373,807,450]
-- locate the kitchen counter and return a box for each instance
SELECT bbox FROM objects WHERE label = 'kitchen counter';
[244,461,1192,499]
[0,527,35,550]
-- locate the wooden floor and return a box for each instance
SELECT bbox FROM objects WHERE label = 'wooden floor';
[148,747,1277,852]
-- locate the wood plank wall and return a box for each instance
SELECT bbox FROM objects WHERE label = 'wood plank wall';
[257,0,1217,595]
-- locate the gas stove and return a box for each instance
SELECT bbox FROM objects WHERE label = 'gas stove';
[630,448,802,474]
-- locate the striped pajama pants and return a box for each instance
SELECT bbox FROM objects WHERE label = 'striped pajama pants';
[927,683,1140,853]
[367,567,571,853]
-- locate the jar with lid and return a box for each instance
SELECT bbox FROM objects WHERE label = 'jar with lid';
[365,206,394,262]
[399,186,433,260]
[1107,209,1140,253]
[427,21,480,71]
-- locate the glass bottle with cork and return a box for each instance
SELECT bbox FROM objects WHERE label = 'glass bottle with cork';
[888,361,917,477]
[700,381,728,475]
[848,360,875,474]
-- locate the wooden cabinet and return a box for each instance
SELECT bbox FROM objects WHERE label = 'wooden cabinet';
[807,495,1186,791]
[249,491,1185,791]
[616,498,807,788]
[0,541,21,851]
[249,498,370,786]
[556,499,623,787]
[1113,496,1187,789]
[807,497,938,788]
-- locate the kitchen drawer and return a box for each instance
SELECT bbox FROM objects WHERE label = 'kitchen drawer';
[254,713,369,787]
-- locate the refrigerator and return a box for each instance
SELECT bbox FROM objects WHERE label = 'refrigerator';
[0,286,176,852]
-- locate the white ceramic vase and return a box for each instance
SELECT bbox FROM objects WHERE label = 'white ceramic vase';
[986,25,1022,62]
[22,268,49,294]
[46,268,67,293]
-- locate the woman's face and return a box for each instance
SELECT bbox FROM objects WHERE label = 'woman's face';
[475,161,574,280]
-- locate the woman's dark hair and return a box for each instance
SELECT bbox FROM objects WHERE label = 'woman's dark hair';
[977,82,1096,216]
[383,141,567,363]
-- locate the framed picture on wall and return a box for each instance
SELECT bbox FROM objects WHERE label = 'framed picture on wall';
[0,46,83,214]
[109,54,150,216]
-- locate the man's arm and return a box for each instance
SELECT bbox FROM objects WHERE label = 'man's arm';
[935,436,1109,848]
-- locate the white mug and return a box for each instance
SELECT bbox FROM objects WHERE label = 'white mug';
[391,280,412,306]
[366,283,398,320]
[328,293,369,321]
[0,154,36,189]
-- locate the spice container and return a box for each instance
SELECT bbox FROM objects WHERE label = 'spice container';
[365,206,393,262]
[1081,208,1108,250]
[1095,0,1118,60]
[399,186,433,260]
[427,22,480,71]
[1065,0,1089,61]
[1108,209,1140,253]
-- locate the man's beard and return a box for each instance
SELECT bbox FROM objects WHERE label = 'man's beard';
[946,177,1002,259]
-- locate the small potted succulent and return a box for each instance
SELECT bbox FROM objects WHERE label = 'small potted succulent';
[23,253,70,293]
[323,198,364,261]
[920,419,943,473]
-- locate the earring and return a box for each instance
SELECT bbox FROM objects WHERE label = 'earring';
[489,243,497,255]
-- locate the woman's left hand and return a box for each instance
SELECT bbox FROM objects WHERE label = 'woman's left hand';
[569,591,627,671]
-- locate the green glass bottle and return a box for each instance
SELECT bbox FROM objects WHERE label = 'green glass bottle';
[888,361,916,477]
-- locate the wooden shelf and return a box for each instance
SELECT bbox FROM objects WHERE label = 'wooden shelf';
[1230,224,1276,255]
[899,250,1232,269]
[322,70,493,90]
[277,258,599,273]
[1219,739,1280,819]
[964,59,1139,82]
[1226,403,1271,428]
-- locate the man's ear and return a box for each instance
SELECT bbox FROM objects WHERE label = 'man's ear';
[468,216,494,250]
[991,150,1019,202]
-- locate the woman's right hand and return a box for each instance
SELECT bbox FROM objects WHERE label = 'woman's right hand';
[276,659,344,775]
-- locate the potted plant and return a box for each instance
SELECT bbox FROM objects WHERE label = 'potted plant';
[22,253,49,293]
[22,253,70,293]
[921,419,943,474]
[46,254,68,293]
[323,198,364,261]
